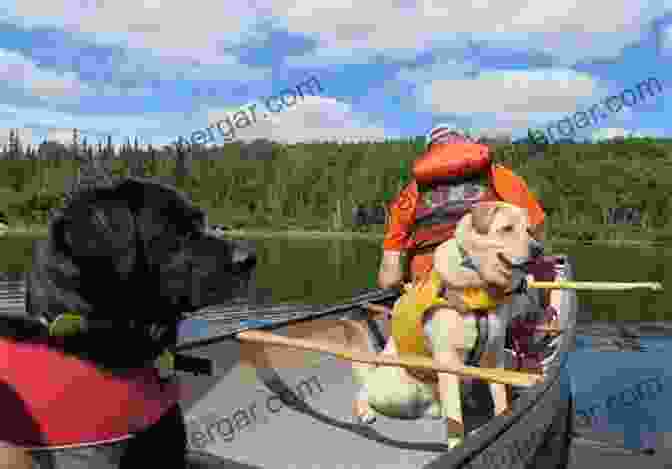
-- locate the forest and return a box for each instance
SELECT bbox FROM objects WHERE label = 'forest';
[1,128,670,243]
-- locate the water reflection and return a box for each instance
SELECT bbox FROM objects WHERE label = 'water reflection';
[0,236,669,320]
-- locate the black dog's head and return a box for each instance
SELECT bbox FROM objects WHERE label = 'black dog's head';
[27,177,257,330]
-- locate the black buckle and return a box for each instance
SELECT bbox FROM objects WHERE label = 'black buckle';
[174,353,213,375]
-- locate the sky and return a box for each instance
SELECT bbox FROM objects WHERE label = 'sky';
[1,1,671,148]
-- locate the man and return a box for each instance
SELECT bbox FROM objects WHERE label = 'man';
[0,211,7,238]
[378,125,545,289]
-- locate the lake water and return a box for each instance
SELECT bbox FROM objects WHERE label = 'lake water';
[1,236,670,318]
[1,235,671,451]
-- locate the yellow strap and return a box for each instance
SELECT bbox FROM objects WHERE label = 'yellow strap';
[48,312,175,377]
[461,287,501,310]
[155,350,176,378]
[48,313,85,337]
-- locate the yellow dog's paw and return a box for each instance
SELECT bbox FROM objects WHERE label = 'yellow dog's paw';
[446,436,463,450]
[353,398,377,425]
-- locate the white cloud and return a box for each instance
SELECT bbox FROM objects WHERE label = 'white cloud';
[0,101,173,145]
[5,0,668,144]
[45,128,75,145]
[391,67,607,135]
[273,0,665,66]
[4,92,388,147]
[0,48,180,101]
[7,0,666,70]
[11,0,270,66]
[657,20,672,57]
[590,127,667,141]
[200,95,388,144]
[384,60,663,137]
[0,127,34,147]
[420,69,598,117]
[0,49,91,99]
[590,127,642,141]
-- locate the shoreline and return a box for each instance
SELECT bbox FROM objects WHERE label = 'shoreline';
[2,226,668,247]
[222,230,669,247]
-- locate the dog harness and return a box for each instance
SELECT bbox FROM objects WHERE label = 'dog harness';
[0,335,182,448]
[390,266,508,383]
[0,309,208,448]
[1,309,207,377]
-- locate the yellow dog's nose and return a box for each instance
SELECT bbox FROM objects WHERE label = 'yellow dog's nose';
[497,252,530,268]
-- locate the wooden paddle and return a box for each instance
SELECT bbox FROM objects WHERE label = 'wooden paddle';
[528,280,663,291]
[236,329,543,387]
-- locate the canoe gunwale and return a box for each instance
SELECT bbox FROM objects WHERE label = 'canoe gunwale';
[429,334,572,468]
[425,255,577,468]
[176,288,401,352]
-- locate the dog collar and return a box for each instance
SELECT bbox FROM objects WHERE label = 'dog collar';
[46,313,173,377]
[47,312,88,337]
[44,312,211,379]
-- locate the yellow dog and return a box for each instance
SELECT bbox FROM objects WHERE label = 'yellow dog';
[340,201,536,448]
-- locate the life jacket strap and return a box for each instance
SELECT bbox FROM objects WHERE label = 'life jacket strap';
[464,315,488,366]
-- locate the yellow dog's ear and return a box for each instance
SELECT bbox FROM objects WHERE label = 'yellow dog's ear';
[454,212,471,245]
[469,202,509,235]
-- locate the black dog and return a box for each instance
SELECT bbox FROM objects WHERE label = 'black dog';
[25,176,257,368]
[11,177,257,468]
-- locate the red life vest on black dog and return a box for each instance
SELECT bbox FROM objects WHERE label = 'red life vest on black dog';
[0,336,181,447]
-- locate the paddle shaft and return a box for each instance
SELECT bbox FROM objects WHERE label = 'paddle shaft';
[528,280,662,291]
[236,329,542,387]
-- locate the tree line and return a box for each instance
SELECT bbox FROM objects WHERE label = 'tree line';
[1,128,671,242]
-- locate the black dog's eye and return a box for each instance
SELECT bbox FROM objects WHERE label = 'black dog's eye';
[184,231,202,241]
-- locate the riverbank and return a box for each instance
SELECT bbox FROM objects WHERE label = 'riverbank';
[217,230,671,247]
[4,224,669,247]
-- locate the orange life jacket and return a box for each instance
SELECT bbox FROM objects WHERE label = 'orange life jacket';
[406,142,496,256]
[408,175,498,254]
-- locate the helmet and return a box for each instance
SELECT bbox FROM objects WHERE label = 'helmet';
[425,124,473,150]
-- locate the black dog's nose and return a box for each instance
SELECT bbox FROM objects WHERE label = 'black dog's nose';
[233,245,257,271]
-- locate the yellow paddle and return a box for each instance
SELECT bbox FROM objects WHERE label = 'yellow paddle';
[528,280,663,291]
[236,329,543,388]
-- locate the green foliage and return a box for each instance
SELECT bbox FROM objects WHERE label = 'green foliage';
[7,193,64,225]
[1,135,671,241]
[0,161,34,192]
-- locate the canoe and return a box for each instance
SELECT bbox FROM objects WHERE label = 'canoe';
[0,254,577,468]
[177,254,578,469]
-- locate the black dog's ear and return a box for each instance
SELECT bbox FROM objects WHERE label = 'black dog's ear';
[58,200,137,275]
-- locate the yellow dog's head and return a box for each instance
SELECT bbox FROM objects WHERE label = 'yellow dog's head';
[438,201,534,291]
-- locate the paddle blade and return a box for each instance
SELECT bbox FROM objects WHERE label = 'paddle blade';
[529,281,663,291]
